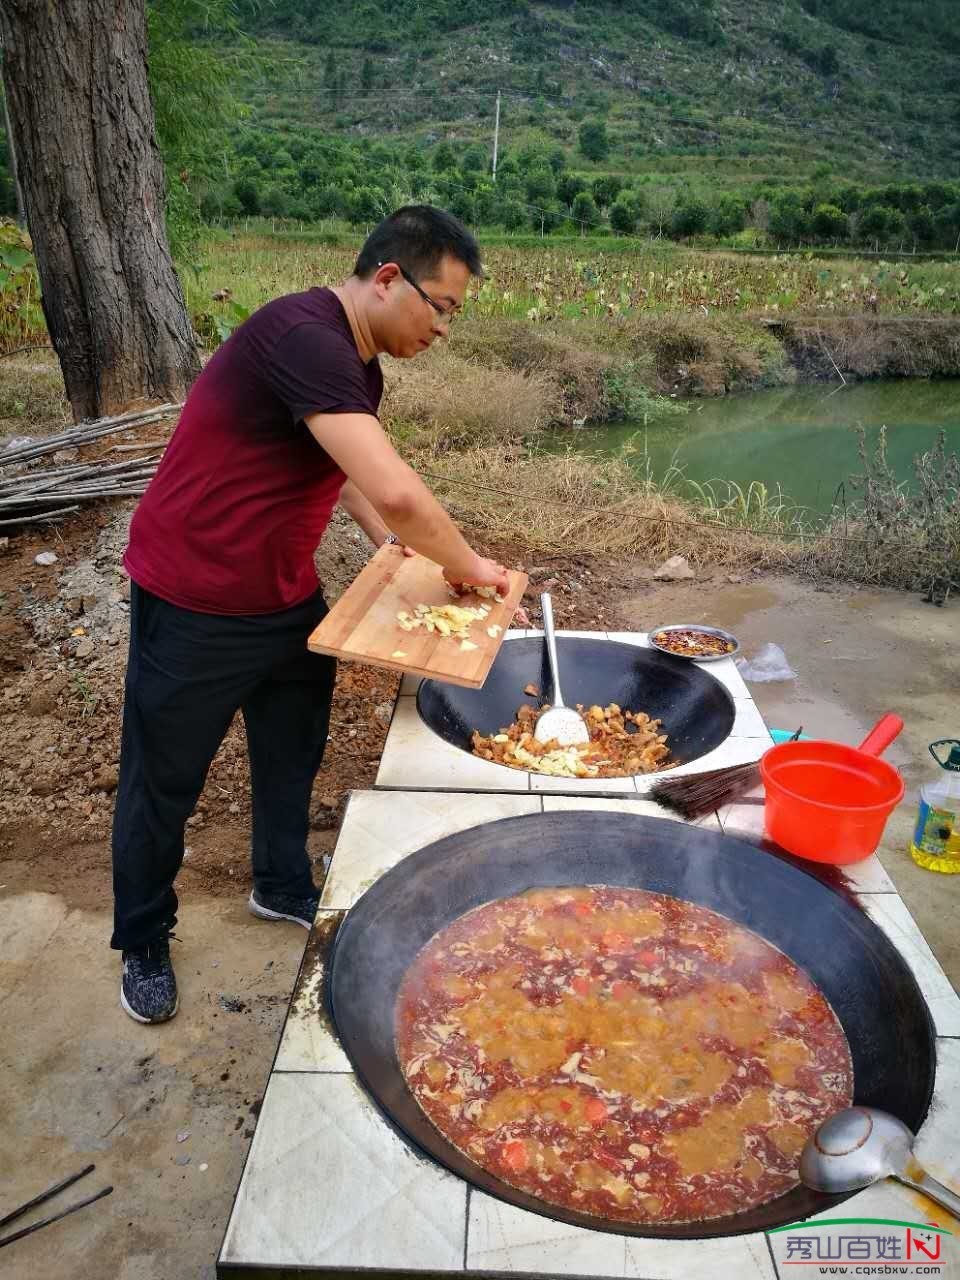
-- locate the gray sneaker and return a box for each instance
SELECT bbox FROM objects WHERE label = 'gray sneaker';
[120,934,178,1024]
[248,888,319,930]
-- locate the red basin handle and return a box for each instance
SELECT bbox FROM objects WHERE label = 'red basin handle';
[857,713,904,758]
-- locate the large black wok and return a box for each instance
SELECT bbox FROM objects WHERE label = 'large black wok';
[327,811,935,1239]
[417,636,736,768]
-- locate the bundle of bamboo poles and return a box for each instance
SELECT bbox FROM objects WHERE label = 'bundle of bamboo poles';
[0,403,182,526]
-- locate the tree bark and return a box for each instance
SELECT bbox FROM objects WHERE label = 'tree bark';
[0,0,200,420]
[0,53,26,226]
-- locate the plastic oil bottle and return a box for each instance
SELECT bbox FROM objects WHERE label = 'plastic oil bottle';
[910,740,960,873]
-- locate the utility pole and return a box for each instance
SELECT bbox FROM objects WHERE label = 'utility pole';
[492,89,501,182]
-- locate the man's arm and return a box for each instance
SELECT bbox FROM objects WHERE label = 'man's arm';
[338,478,394,548]
[307,411,508,592]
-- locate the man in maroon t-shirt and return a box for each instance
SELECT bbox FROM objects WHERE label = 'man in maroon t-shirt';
[113,206,510,1024]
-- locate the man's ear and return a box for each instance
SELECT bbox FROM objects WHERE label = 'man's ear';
[372,262,401,297]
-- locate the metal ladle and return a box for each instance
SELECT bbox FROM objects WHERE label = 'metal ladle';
[799,1106,960,1219]
[533,593,590,748]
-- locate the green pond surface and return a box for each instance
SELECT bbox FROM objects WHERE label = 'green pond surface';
[563,380,960,520]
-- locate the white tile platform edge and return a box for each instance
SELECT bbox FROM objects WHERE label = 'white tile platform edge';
[220,790,960,1278]
[382,631,768,797]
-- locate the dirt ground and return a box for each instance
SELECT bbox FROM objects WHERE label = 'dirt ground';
[0,475,621,1279]
[624,571,960,988]
[1,432,958,1276]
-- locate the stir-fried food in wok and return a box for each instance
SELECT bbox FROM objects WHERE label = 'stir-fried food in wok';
[471,702,671,778]
[652,628,735,658]
[396,886,853,1225]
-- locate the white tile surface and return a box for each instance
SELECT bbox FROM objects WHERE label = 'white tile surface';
[220,1073,467,1271]
[769,1039,960,1278]
[716,796,898,893]
[466,1192,775,1278]
[530,770,641,795]
[274,910,350,1073]
[229,783,959,1278]
[541,794,722,833]
[380,631,771,797]
[606,632,752,700]
[624,1229,776,1279]
[376,695,531,791]
[731,697,771,738]
[320,789,540,909]
[857,894,960,1037]
[467,1192,627,1275]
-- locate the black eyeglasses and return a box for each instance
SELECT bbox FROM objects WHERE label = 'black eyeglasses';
[379,261,459,323]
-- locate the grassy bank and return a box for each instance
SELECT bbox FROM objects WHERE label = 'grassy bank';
[187,232,960,420]
[2,228,957,600]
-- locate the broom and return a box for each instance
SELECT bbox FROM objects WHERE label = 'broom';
[649,728,802,821]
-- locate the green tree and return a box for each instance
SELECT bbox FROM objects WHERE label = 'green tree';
[859,204,891,241]
[909,206,936,244]
[347,185,385,225]
[361,56,374,91]
[934,202,960,247]
[609,191,645,233]
[525,167,557,204]
[497,198,526,230]
[448,188,476,224]
[591,175,623,208]
[0,0,202,419]
[460,144,487,173]
[233,176,261,214]
[147,0,248,169]
[571,191,600,230]
[769,190,810,242]
[708,192,747,237]
[578,119,610,162]
[432,142,457,172]
[811,202,847,240]
[670,194,709,237]
[557,173,587,206]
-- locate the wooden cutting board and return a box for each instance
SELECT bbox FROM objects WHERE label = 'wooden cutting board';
[307,546,529,688]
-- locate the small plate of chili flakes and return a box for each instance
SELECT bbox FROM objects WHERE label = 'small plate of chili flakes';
[648,623,740,662]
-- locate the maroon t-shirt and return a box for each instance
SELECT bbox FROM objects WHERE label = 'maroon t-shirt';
[124,288,383,614]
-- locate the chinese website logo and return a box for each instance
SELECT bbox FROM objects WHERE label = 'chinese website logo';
[768,1217,952,1275]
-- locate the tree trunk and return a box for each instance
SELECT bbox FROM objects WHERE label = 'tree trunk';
[0,0,200,420]
[0,53,26,226]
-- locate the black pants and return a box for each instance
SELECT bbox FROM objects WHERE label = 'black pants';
[110,584,336,951]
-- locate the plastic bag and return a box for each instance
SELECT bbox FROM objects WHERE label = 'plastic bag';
[735,642,797,683]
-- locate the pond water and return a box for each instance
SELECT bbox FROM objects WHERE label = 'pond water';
[567,380,960,520]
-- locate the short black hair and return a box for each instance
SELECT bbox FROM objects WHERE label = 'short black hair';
[354,205,483,281]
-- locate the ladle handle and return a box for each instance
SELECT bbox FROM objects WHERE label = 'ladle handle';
[540,593,566,710]
[858,713,904,758]
[898,1169,960,1221]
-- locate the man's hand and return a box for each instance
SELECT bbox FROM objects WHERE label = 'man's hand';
[443,555,510,597]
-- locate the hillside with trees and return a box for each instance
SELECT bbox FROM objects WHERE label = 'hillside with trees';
[2,0,959,250]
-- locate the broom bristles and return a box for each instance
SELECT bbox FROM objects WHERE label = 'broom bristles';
[650,728,800,821]
[650,762,761,820]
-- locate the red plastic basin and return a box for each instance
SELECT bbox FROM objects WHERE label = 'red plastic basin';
[760,739,904,864]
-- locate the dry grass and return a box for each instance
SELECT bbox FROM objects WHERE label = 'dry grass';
[781,316,960,381]
[0,351,69,438]
[407,442,795,569]
[449,318,616,422]
[381,346,559,450]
